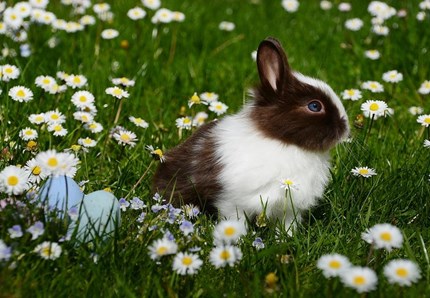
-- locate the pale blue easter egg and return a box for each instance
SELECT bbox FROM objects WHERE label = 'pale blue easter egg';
[38,176,84,214]
[69,190,121,242]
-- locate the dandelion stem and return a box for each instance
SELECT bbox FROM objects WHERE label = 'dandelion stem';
[125,160,155,199]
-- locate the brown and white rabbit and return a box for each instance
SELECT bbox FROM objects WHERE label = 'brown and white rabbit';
[153,37,349,231]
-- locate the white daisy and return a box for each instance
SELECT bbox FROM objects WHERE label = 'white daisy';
[368,1,396,20]
[14,2,32,18]
[408,106,423,115]
[213,220,247,245]
[172,252,203,275]
[73,111,94,123]
[79,15,96,26]
[418,80,430,95]
[71,90,95,109]
[188,92,202,107]
[127,7,146,20]
[33,241,62,260]
[19,127,38,141]
[382,70,403,83]
[8,86,34,102]
[85,122,104,133]
[345,18,364,31]
[361,100,389,119]
[0,165,30,195]
[28,113,46,125]
[152,8,173,23]
[279,178,299,191]
[112,77,135,87]
[361,81,384,93]
[35,150,79,177]
[372,25,389,36]
[341,89,362,101]
[47,83,67,95]
[209,245,243,268]
[200,92,219,103]
[193,112,208,127]
[424,139,430,148]
[175,117,193,130]
[365,49,381,60]
[93,3,110,14]
[218,21,235,31]
[3,8,23,30]
[338,3,352,12]
[101,29,119,39]
[0,64,19,82]
[142,0,161,10]
[282,0,299,12]
[361,223,403,251]
[129,116,149,128]
[148,238,178,260]
[30,0,49,9]
[78,137,97,148]
[48,123,68,137]
[417,114,430,127]
[35,75,56,91]
[351,166,377,178]
[172,11,185,22]
[113,128,138,147]
[340,266,378,293]
[209,101,228,116]
[65,74,87,89]
[44,109,66,125]
[317,254,352,278]
[320,1,333,10]
[105,86,129,99]
[24,158,47,184]
[383,259,421,286]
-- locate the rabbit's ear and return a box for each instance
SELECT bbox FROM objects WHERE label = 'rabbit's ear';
[257,37,291,94]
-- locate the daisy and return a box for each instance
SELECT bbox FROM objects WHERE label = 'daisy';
[30,0,49,9]
[33,241,62,260]
[0,165,30,195]
[148,237,178,260]
[351,166,377,178]
[24,158,47,184]
[317,254,351,278]
[417,11,427,21]
[320,1,333,10]
[424,140,430,148]
[127,7,146,20]
[105,86,129,99]
[172,11,185,22]
[365,49,381,60]
[209,245,243,268]
[19,127,38,141]
[129,116,149,128]
[209,101,228,116]
[213,219,246,244]
[408,106,423,115]
[361,223,403,251]
[45,109,66,125]
[338,2,352,12]
[341,89,362,101]
[361,81,384,93]
[418,80,430,94]
[35,75,56,91]
[8,225,23,239]
[345,18,364,31]
[282,0,299,12]
[8,86,34,102]
[71,90,95,109]
[218,21,235,31]
[3,8,23,30]
[80,15,96,26]
[417,114,430,127]
[101,29,119,39]
[48,123,68,137]
[361,100,389,119]
[14,2,32,18]
[78,137,97,148]
[112,77,135,87]
[0,66,13,82]
[372,25,389,36]
[193,112,208,127]
[279,178,299,191]
[27,221,45,240]
[93,3,110,14]
[368,1,396,20]
[65,74,87,89]
[146,145,165,162]
[73,111,94,123]
[420,0,430,10]
[188,92,202,107]
[35,150,79,177]
[384,259,421,286]
[176,117,193,130]
[382,70,403,83]
[85,122,104,133]
[152,8,174,24]
[340,266,378,293]
[113,128,138,147]
[142,0,161,10]
[172,252,203,275]
[0,240,12,261]
[200,92,219,103]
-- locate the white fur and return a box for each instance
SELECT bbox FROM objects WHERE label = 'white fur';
[211,105,331,230]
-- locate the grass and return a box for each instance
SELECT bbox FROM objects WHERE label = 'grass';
[1,0,430,297]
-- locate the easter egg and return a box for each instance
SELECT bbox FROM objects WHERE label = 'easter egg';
[69,190,121,242]
[38,176,84,215]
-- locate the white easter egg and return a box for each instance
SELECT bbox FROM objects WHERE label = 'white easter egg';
[38,176,84,214]
[69,190,121,242]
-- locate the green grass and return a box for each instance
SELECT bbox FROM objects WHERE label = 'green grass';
[1,0,430,297]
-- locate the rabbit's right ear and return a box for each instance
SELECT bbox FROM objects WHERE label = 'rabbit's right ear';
[257,38,291,95]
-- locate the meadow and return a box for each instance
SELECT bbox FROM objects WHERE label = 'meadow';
[0,0,430,297]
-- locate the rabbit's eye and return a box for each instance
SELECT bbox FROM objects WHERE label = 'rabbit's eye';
[307,101,323,112]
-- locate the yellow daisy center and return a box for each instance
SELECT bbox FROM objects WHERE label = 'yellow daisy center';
[79,96,87,102]
[25,130,33,135]
[51,114,59,120]
[41,246,52,257]
[358,168,369,175]
[396,268,408,278]
[71,145,81,152]
[54,125,62,132]
[27,141,37,149]
[113,88,122,96]
[369,83,378,89]
[182,256,193,266]
[154,149,163,157]
[425,82,430,88]
[283,179,294,185]
[17,89,26,97]
[220,250,231,260]
[47,157,58,167]
[73,76,81,84]
[380,232,392,242]
[32,166,42,175]
[424,117,430,124]
[120,134,131,142]
[7,176,19,186]
[43,78,51,85]
[35,116,44,122]
[190,93,200,103]
[183,118,191,124]
[369,103,379,111]
[156,246,167,255]
[83,139,92,145]
[224,227,236,236]
[353,276,366,286]
[4,68,12,74]
[89,123,97,129]
[347,90,355,96]
[328,260,341,269]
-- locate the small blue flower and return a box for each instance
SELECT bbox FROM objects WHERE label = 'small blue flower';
[68,207,79,221]
[252,237,265,250]
[27,221,45,240]
[0,239,12,261]
[180,220,194,236]
[137,212,146,223]
[131,197,146,210]
[118,198,130,212]
[8,225,23,239]
[164,229,175,241]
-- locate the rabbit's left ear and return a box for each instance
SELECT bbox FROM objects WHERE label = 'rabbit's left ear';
[257,37,291,94]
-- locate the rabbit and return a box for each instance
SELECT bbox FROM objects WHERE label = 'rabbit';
[153,37,349,232]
